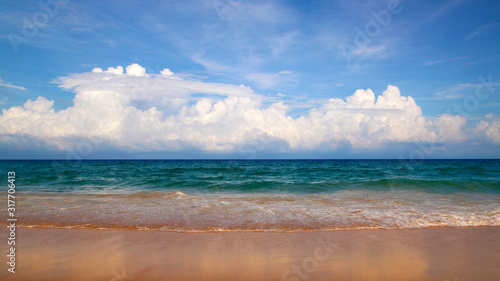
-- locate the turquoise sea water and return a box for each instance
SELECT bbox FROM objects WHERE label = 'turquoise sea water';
[1,160,499,231]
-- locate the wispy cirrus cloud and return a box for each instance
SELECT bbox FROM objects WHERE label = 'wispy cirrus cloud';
[435,83,476,100]
[465,23,500,40]
[434,81,500,100]
[0,78,26,91]
[424,60,445,66]
[423,56,471,66]
[245,70,298,89]
[423,0,470,23]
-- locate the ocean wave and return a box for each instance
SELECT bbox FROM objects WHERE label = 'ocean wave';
[4,189,499,232]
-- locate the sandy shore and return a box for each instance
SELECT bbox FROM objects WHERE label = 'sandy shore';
[0,227,499,280]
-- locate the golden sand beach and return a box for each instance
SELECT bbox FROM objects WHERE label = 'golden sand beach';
[1,226,499,281]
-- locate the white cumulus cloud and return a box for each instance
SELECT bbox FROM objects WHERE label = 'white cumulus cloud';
[474,114,500,144]
[125,63,146,77]
[0,63,496,155]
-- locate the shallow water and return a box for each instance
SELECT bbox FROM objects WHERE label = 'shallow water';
[1,160,499,231]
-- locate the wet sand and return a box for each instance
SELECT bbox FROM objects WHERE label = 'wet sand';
[0,227,499,281]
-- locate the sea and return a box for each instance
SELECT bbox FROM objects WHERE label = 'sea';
[1,159,499,232]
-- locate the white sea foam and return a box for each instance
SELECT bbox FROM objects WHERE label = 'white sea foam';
[9,190,500,232]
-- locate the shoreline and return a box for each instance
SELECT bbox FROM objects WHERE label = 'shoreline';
[2,224,500,233]
[1,226,499,280]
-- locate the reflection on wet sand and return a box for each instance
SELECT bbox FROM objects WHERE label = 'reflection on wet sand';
[1,227,499,281]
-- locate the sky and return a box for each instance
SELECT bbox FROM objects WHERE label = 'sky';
[0,0,499,159]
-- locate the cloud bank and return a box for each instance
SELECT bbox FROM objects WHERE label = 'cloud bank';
[0,64,498,157]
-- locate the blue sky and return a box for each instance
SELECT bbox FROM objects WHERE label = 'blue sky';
[0,0,499,159]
